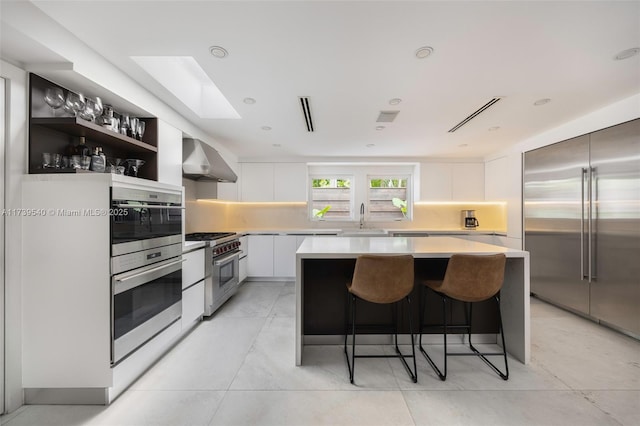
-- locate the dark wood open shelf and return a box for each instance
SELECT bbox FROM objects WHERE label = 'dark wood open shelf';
[31,117,157,154]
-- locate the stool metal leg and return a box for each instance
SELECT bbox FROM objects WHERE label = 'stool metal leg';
[419,290,447,381]
[467,296,509,380]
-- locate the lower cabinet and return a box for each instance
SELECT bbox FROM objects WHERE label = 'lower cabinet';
[182,248,205,328]
[247,235,275,277]
[182,281,205,327]
[247,234,308,279]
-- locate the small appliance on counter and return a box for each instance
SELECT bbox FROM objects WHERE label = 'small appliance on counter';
[462,209,479,229]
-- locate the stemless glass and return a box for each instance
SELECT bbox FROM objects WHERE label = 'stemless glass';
[120,115,130,136]
[43,87,64,116]
[138,121,146,140]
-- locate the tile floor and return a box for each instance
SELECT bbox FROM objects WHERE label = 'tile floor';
[3,281,639,426]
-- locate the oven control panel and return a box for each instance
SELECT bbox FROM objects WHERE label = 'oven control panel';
[212,241,241,256]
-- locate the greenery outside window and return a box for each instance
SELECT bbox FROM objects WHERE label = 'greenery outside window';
[367,176,410,220]
[310,177,353,220]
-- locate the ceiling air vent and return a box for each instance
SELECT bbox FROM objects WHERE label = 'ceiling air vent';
[448,97,502,133]
[299,97,314,132]
[376,110,400,123]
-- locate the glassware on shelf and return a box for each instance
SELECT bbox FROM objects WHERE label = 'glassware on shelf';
[43,87,64,115]
[63,92,86,116]
[78,98,96,121]
[130,117,139,139]
[138,120,146,140]
[120,114,130,136]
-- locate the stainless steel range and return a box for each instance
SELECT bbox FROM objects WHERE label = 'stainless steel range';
[185,232,242,316]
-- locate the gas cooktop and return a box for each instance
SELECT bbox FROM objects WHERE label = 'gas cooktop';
[185,232,236,241]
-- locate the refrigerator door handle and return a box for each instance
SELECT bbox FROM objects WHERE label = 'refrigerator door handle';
[589,166,596,282]
[581,167,587,281]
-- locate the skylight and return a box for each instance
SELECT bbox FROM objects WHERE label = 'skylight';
[131,56,240,119]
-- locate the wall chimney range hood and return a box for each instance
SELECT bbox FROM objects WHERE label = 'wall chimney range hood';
[182,138,237,182]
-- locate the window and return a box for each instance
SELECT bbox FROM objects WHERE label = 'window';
[310,177,353,220]
[367,176,410,221]
[308,164,416,222]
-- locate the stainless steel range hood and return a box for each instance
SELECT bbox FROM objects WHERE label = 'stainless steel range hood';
[182,138,237,182]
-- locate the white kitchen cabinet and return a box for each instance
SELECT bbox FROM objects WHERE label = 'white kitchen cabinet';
[274,163,307,201]
[246,235,275,276]
[182,248,205,290]
[420,162,484,201]
[240,162,307,202]
[452,163,484,200]
[157,120,183,186]
[239,235,248,282]
[274,235,298,277]
[181,247,205,329]
[182,281,205,327]
[241,163,274,201]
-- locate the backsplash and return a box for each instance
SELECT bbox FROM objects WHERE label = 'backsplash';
[185,199,507,233]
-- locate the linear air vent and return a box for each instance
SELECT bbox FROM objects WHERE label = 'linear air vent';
[299,97,314,132]
[448,97,502,132]
[376,110,400,123]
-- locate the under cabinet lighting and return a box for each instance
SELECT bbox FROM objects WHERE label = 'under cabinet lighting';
[131,56,240,119]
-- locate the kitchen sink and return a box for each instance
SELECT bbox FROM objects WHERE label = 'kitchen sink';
[339,229,389,237]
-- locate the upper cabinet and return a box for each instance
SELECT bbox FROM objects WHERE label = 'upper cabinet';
[29,74,159,181]
[240,162,307,202]
[420,162,484,201]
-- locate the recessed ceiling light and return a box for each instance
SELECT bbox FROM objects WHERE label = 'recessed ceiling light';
[389,98,402,105]
[209,46,228,58]
[261,126,272,131]
[272,144,281,148]
[614,47,640,60]
[415,46,434,59]
[366,144,375,147]
[533,98,551,106]
[243,97,256,104]
[375,126,385,131]
[488,126,501,131]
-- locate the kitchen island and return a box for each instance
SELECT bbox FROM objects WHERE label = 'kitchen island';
[295,236,530,365]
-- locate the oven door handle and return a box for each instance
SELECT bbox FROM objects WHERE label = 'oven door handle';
[114,258,185,295]
[114,204,185,209]
[214,251,240,266]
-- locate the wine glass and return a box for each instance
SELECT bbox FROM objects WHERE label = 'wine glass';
[94,97,104,117]
[78,98,96,121]
[63,92,85,117]
[43,87,64,116]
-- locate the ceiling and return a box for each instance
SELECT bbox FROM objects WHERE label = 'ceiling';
[3,1,640,160]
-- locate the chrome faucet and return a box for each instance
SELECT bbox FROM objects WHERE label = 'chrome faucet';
[359,203,365,229]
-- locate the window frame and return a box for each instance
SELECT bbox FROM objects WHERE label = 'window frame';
[308,174,355,221]
[366,174,412,221]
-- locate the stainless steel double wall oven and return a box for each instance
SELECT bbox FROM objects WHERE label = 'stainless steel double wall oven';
[110,184,183,364]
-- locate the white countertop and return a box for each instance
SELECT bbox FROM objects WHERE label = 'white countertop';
[233,228,505,236]
[183,240,207,252]
[296,236,526,258]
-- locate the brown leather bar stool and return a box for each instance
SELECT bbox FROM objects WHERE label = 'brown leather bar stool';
[344,254,417,384]
[418,253,509,381]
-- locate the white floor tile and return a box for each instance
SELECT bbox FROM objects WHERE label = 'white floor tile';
[4,285,638,426]
[403,389,623,426]
[209,390,415,426]
[131,317,265,390]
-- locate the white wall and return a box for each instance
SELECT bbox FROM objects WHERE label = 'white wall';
[485,93,640,249]
[0,59,28,413]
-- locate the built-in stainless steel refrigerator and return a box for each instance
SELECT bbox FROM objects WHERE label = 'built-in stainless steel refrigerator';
[524,118,640,338]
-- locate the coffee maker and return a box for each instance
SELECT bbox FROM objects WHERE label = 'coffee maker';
[462,210,479,229]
